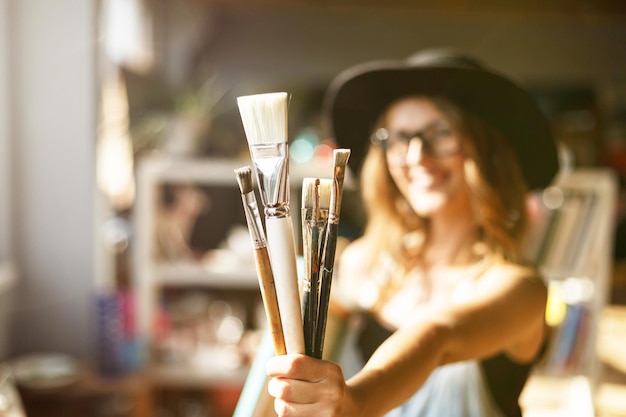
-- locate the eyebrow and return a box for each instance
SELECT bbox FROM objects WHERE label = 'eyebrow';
[389,119,450,133]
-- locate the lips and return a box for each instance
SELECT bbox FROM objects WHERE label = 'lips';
[408,167,448,191]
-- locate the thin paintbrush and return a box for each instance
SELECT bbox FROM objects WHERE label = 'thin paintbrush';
[235,166,286,356]
[301,178,332,357]
[301,178,319,357]
[314,149,351,359]
[237,92,305,355]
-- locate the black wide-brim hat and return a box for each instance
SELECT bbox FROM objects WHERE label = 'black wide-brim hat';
[324,48,560,190]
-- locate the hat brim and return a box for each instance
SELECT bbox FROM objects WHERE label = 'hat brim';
[324,60,559,190]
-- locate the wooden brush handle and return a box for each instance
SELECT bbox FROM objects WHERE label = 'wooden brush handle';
[301,213,321,357]
[265,216,306,355]
[315,222,339,359]
[301,233,319,357]
[254,246,287,356]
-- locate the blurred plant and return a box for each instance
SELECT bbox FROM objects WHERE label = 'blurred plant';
[174,75,227,117]
[129,73,228,157]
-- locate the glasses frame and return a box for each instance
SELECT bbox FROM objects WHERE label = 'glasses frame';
[371,120,462,165]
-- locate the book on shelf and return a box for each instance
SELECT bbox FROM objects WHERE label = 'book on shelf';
[544,302,591,374]
[535,189,600,273]
[527,168,618,385]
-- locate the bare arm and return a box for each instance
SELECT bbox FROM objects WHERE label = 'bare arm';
[346,264,547,416]
[267,262,546,417]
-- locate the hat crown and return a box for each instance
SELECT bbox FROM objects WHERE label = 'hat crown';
[407,48,485,71]
[326,48,559,190]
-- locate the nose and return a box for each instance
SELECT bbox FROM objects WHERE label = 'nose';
[404,137,425,166]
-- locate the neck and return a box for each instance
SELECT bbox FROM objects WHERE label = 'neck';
[424,209,481,266]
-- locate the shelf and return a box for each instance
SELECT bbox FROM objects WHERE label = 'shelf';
[536,169,617,384]
[520,168,619,416]
[153,261,257,288]
[136,156,248,185]
[135,154,352,188]
[597,305,626,375]
[148,362,249,388]
[16,363,153,417]
[520,374,595,417]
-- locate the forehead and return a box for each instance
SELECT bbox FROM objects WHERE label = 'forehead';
[383,96,446,128]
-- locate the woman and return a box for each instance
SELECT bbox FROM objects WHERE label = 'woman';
[266,49,560,417]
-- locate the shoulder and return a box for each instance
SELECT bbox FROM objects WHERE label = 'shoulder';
[479,257,546,291]
[467,257,548,319]
[473,258,548,322]
[435,258,548,363]
[479,260,549,361]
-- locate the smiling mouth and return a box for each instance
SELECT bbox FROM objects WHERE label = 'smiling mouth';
[411,175,436,189]
[409,169,447,189]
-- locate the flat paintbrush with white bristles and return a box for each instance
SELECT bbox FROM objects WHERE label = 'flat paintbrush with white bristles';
[237,92,305,355]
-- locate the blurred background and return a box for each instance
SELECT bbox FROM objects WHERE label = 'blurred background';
[1,0,626,416]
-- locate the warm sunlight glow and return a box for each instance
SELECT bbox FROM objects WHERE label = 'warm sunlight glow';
[101,0,154,73]
[97,75,136,211]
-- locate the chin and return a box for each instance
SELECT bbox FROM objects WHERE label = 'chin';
[409,196,447,217]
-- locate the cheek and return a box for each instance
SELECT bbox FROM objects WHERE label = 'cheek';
[388,169,405,190]
[392,160,468,215]
[448,160,469,189]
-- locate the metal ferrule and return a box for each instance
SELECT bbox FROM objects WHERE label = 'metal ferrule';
[241,191,266,249]
[329,168,346,225]
[301,207,329,280]
[301,208,314,292]
[318,208,329,225]
[249,142,290,218]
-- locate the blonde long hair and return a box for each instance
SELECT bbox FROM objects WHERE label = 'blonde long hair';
[360,96,530,271]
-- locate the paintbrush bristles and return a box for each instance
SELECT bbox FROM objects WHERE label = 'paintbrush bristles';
[237,92,288,145]
[318,179,332,211]
[330,149,351,215]
[234,166,254,195]
[333,149,351,180]
[302,178,320,209]
[303,178,331,212]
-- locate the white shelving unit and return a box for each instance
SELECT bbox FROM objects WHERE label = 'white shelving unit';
[522,168,619,416]
[152,262,258,288]
[133,154,341,385]
[133,156,257,385]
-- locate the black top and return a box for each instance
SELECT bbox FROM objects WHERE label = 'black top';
[357,312,539,417]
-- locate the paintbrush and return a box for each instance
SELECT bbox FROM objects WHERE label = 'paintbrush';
[301,178,332,357]
[237,92,305,355]
[235,166,286,356]
[314,148,350,359]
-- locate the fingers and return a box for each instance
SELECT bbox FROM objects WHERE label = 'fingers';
[273,398,332,417]
[266,354,324,380]
[268,376,317,403]
[266,354,346,417]
[270,384,344,417]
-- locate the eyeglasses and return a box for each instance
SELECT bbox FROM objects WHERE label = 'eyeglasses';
[371,121,462,165]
